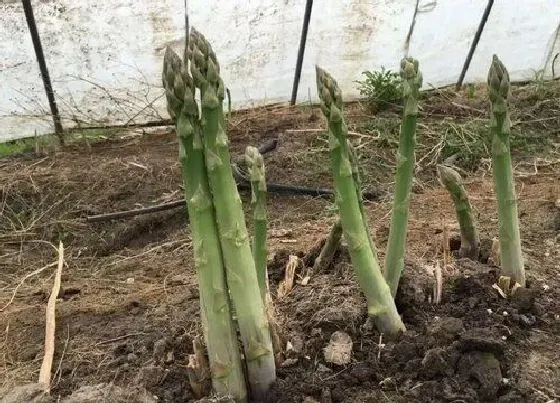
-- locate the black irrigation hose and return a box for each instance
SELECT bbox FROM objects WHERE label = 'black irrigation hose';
[87,180,374,223]
[87,137,379,222]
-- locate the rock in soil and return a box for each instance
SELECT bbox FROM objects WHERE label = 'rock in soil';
[349,361,377,382]
[324,331,353,365]
[134,365,167,388]
[152,338,167,363]
[60,383,157,403]
[518,314,537,328]
[456,327,505,356]
[457,351,502,401]
[0,383,50,403]
[192,397,235,403]
[426,316,464,344]
[421,348,457,378]
[510,287,537,313]
[288,334,304,356]
[321,388,333,403]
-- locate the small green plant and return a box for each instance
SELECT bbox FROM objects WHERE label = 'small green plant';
[531,68,547,100]
[356,67,403,112]
[466,83,476,99]
[0,139,36,157]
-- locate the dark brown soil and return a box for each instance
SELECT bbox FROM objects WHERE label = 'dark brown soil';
[1,83,559,403]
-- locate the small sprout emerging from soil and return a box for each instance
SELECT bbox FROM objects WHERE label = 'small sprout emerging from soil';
[487,54,526,287]
[488,237,501,266]
[437,164,480,260]
[187,337,212,399]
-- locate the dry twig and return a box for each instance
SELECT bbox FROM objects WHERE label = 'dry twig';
[0,261,58,312]
[39,240,64,392]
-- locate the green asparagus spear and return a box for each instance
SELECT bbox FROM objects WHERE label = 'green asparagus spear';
[316,65,405,335]
[163,47,247,401]
[245,145,268,301]
[384,57,422,297]
[487,55,525,287]
[348,142,377,256]
[188,28,276,399]
[437,164,480,259]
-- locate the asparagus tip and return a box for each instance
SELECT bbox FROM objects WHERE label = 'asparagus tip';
[315,66,343,120]
[487,54,510,104]
[245,146,266,187]
[399,57,422,116]
[436,164,463,187]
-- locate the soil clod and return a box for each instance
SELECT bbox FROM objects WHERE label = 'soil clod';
[456,327,506,356]
[427,316,465,344]
[457,351,502,401]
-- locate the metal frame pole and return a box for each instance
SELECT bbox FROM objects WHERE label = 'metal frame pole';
[21,0,64,141]
[290,0,314,106]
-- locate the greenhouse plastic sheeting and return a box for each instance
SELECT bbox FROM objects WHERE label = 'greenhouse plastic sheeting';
[1,0,559,141]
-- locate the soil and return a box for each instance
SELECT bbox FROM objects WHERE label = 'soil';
[1,83,560,403]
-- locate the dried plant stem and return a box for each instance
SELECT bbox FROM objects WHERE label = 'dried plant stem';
[313,219,343,273]
[39,240,64,392]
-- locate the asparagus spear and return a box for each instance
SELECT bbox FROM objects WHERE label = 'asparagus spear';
[188,28,276,399]
[163,47,247,401]
[348,142,377,256]
[437,164,480,259]
[487,55,525,287]
[384,57,423,297]
[245,145,285,363]
[316,65,405,335]
[245,145,268,300]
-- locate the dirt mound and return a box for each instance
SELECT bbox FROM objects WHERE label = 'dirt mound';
[264,255,553,403]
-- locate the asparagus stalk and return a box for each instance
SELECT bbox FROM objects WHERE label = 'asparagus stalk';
[316,65,405,335]
[163,47,247,401]
[384,57,423,297]
[245,145,268,300]
[348,142,377,256]
[245,146,285,363]
[437,164,480,260]
[189,28,276,399]
[487,55,526,287]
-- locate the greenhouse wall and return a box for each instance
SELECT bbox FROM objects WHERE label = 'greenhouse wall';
[1,0,559,141]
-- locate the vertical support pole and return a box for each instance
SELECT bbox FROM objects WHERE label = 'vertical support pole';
[455,0,494,90]
[21,0,64,142]
[290,0,313,106]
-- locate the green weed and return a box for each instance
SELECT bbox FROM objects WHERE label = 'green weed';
[356,67,403,113]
